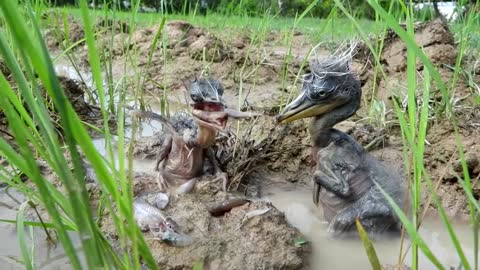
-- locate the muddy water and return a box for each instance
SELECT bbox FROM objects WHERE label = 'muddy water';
[0,188,82,270]
[263,184,477,270]
[0,117,160,270]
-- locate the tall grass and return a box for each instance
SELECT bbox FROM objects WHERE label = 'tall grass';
[333,0,479,269]
[0,0,159,269]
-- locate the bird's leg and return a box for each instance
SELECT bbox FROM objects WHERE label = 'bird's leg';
[154,135,173,192]
[328,189,394,235]
[157,170,169,192]
[155,135,172,171]
[313,160,351,199]
[206,148,228,191]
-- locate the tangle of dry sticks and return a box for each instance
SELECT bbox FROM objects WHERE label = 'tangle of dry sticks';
[213,117,300,192]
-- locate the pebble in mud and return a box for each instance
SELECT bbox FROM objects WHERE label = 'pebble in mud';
[138,192,170,210]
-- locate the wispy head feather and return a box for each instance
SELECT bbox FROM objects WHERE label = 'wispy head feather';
[190,77,224,101]
[308,41,358,81]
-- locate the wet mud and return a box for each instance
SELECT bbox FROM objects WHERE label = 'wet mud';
[101,173,309,269]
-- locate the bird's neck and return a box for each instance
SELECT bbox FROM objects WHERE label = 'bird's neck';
[196,124,217,147]
[308,101,360,149]
[309,118,336,149]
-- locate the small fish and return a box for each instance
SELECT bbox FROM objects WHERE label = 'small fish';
[133,201,166,229]
[161,230,193,247]
[138,192,170,210]
[208,198,250,217]
[244,207,271,219]
[236,207,271,230]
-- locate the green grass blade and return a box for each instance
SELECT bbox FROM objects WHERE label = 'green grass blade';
[375,182,445,270]
[17,201,34,270]
[193,261,204,270]
[405,8,419,267]
[78,0,115,163]
[422,170,471,270]
[0,74,82,269]
[0,219,62,229]
[355,219,382,270]
[332,0,389,82]
[365,0,449,112]
[138,17,166,108]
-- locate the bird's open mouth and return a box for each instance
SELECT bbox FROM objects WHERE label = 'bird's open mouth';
[192,101,224,112]
[191,102,228,130]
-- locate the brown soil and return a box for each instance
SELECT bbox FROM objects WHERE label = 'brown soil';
[42,76,110,128]
[0,75,109,166]
[0,58,10,77]
[42,13,129,52]
[42,12,313,109]
[101,173,310,270]
[353,19,477,113]
[0,75,110,140]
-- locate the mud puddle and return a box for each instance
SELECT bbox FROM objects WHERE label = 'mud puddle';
[0,122,158,270]
[0,188,83,270]
[263,183,477,270]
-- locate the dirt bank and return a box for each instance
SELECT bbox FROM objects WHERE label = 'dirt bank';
[351,18,480,219]
[101,172,310,269]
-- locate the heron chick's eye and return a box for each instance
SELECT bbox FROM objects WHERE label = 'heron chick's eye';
[191,93,202,102]
[309,88,328,100]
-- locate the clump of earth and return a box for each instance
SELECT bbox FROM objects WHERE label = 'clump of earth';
[0,73,109,150]
[352,18,475,114]
[41,76,111,130]
[100,172,310,269]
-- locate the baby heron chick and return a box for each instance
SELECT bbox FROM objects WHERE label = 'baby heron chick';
[134,77,259,194]
[276,47,407,236]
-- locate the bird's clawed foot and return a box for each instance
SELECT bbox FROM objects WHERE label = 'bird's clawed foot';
[327,210,356,235]
[156,172,169,192]
[213,172,228,192]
